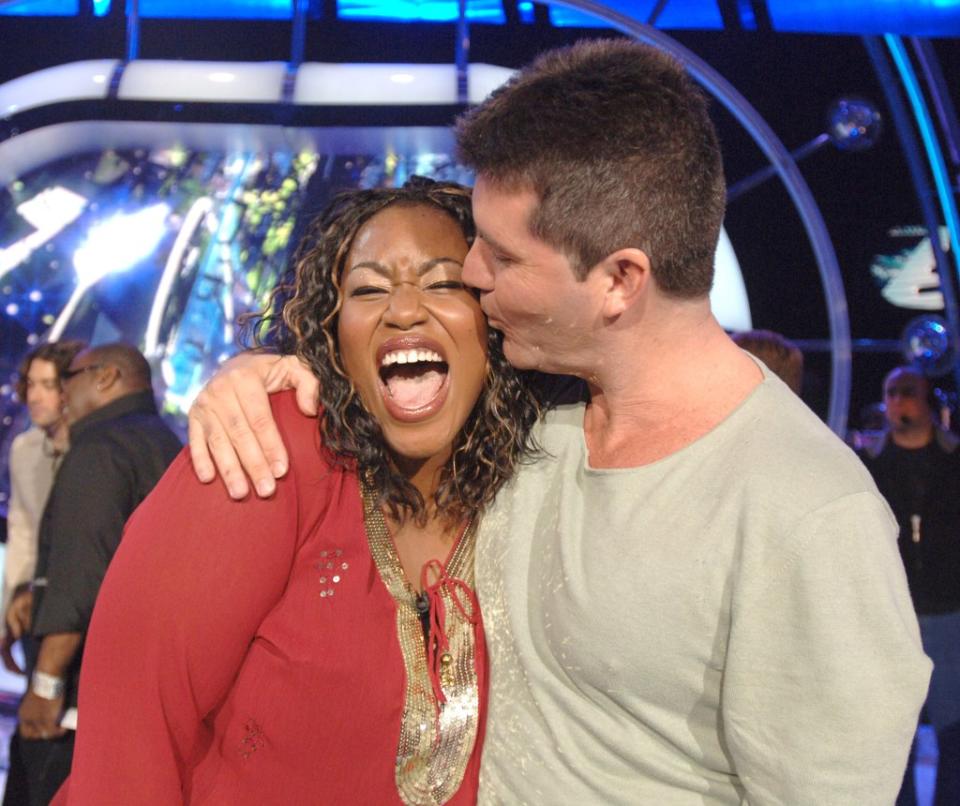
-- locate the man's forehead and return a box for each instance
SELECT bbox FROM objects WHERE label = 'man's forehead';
[473,175,536,215]
[885,372,925,392]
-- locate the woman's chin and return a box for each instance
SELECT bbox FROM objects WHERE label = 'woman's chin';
[383,425,457,469]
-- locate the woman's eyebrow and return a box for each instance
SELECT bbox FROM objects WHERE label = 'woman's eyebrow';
[417,257,464,275]
[346,257,464,277]
[345,261,390,277]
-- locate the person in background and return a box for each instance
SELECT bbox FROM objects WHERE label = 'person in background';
[859,365,960,806]
[18,343,181,806]
[3,341,85,806]
[4,342,85,672]
[187,40,930,804]
[731,328,804,394]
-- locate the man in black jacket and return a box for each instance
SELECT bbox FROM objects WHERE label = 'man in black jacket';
[16,342,181,805]
[859,365,960,806]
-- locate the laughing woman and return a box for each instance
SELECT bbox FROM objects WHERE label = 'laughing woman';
[57,179,540,805]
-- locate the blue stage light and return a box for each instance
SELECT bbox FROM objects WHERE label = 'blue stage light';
[768,0,960,36]
[0,0,77,16]
[139,0,292,18]
[548,0,723,29]
[337,0,505,24]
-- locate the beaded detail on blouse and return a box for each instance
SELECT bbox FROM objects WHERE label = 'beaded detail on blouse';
[360,483,481,806]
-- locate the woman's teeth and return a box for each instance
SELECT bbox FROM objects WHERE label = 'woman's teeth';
[380,349,444,367]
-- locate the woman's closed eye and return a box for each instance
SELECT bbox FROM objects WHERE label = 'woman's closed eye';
[350,285,391,297]
[425,280,467,292]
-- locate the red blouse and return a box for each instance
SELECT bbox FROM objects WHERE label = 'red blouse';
[58,391,486,805]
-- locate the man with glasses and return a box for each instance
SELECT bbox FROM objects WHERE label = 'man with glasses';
[16,343,180,805]
[860,365,960,805]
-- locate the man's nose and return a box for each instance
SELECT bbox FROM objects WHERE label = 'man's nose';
[463,242,492,292]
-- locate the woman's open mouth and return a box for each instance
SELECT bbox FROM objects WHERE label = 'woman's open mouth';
[377,338,450,422]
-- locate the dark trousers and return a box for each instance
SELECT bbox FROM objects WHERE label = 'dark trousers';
[897,610,960,806]
[2,732,74,806]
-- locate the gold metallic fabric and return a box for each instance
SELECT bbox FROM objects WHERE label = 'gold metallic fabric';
[361,483,481,806]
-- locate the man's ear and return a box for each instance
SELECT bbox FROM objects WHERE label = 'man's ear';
[598,248,651,319]
[96,364,121,392]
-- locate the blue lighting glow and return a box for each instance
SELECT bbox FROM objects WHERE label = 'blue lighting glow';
[768,0,960,36]
[139,0,291,18]
[1,0,958,32]
[548,0,723,29]
[337,0,505,23]
[0,0,77,16]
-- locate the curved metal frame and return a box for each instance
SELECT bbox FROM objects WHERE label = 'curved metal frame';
[545,0,852,434]
[886,35,960,371]
[864,36,960,388]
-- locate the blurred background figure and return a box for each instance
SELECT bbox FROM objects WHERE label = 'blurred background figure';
[4,343,84,674]
[731,329,804,395]
[2,342,84,806]
[858,365,960,806]
[11,343,180,806]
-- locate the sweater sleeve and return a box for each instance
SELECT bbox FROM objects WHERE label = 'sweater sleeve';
[3,435,40,628]
[65,396,326,804]
[722,493,931,806]
[721,491,931,805]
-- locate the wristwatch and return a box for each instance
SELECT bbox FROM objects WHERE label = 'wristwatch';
[30,671,65,700]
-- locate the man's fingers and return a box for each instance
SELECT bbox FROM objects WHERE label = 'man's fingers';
[190,384,255,499]
[232,370,291,488]
[293,374,321,419]
[187,415,216,485]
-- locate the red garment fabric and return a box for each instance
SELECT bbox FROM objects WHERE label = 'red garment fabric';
[57,391,484,805]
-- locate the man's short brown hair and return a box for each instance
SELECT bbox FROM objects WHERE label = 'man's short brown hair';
[456,38,725,296]
[15,340,86,401]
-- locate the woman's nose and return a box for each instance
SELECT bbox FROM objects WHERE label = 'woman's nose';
[383,282,428,328]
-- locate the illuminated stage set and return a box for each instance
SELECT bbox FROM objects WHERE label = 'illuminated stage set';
[0,0,958,797]
[0,6,957,519]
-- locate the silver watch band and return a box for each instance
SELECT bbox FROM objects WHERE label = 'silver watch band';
[30,670,65,700]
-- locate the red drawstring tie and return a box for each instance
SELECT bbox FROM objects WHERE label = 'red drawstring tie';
[419,558,480,706]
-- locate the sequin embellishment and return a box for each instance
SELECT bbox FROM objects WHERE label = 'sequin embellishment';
[360,483,480,806]
[317,548,348,599]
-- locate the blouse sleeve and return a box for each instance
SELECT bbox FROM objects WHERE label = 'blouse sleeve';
[65,394,328,803]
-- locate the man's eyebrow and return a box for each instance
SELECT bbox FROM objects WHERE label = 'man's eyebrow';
[476,229,512,256]
[346,257,463,277]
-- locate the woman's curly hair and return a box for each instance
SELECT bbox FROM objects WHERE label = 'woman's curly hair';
[256,177,541,525]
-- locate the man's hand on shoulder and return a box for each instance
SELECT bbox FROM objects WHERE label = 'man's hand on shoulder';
[188,353,319,500]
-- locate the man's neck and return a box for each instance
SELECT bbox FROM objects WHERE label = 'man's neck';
[580,300,762,468]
